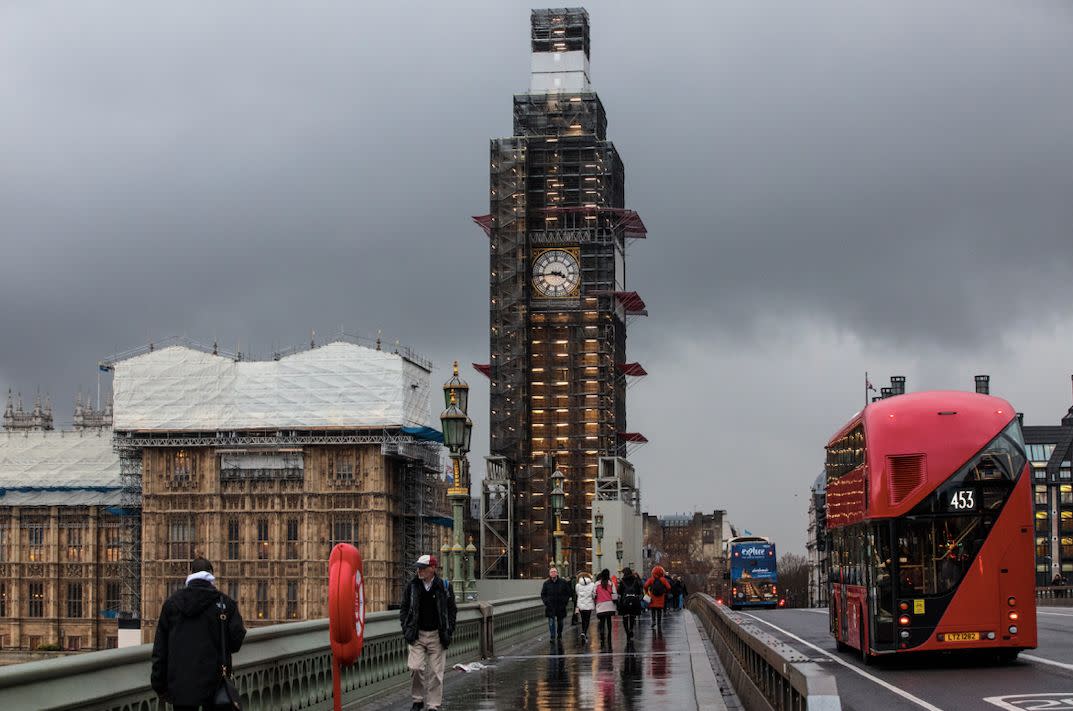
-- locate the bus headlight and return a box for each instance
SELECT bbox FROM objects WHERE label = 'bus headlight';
[986,632,996,640]
[900,630,910,639]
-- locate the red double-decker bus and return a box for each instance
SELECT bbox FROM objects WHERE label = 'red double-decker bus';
[825,391,1036,662]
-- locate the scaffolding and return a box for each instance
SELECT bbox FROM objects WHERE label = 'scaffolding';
[480,9,649,579]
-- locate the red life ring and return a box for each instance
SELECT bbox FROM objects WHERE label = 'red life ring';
[328,543,365,665]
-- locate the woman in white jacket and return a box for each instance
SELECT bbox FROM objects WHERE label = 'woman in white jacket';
[574,572,596,643]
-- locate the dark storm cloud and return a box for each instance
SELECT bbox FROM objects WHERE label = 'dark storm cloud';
[1,2,1070,549]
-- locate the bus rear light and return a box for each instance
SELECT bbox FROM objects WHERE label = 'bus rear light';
[1008,625,1018,635]
[1008,611,1019,621]
[899,602,909,611]
[778,599,786,607]
[715,597,724,605]
[899,615,911,626]
[1007,596,1016,607]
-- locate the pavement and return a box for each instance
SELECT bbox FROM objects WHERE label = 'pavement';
[738,606,1073,711]
[358,608,736,710]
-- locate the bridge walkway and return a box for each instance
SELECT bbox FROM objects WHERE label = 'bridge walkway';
[357,608,733,710]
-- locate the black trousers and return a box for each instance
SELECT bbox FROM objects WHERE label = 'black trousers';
[579,609,592,633]
[622,613,636,638]
[597,611,614,640]
[651,607,664,627]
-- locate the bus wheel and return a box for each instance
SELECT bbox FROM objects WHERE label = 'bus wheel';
[997,649,1019,664]
[835,637,851,653]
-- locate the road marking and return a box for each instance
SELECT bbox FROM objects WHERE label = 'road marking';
[1037,611,1073,617]
[800,608,828,615]
[739,612,945,711]
[1022,654,1073,672]
[983,693,1073,710]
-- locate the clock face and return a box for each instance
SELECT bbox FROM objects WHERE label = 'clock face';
[532,249,581,297]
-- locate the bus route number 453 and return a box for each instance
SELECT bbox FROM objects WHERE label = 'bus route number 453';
[948,489,976,511]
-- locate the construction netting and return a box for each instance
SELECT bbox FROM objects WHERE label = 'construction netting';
[112,342,433,432]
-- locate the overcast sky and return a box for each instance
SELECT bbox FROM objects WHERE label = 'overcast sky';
[2,1,1071,555]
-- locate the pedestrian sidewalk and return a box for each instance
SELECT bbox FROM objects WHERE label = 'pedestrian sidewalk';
[355,608,732,710]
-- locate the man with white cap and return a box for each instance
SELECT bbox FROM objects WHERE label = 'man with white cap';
[399,554,457,711]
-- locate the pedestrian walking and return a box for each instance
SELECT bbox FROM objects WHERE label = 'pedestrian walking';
[617,567,644,644]
[574,571,596,643]
[150,557,246,711]
[399,554,457,711]
[594,568,618,648]
[678,575,689,609]
[644,565,672,631]
[669,575,682,611]
[541,566,572,642]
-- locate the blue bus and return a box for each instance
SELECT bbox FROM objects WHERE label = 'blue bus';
[725,536,780,610]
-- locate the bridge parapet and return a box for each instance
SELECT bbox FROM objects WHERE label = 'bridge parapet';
[0,596,544,711]
[1037,586,1073,606]
[687,594,841,711]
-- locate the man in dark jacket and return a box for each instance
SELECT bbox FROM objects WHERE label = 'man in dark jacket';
[151,557,246,710]
[540,566,571,642]
[399,554,457,711]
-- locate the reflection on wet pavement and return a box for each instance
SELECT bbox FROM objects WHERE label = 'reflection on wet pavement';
[362,609,705,710]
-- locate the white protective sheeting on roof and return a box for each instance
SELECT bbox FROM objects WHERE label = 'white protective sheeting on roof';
[112,342,433,432]
[0,430,122,491]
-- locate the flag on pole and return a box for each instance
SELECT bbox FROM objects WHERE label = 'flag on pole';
[866,373,876,392]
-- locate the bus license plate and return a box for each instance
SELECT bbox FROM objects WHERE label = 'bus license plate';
[943,632,980,642]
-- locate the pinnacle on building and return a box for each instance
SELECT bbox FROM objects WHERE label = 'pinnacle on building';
[475,8,648,579]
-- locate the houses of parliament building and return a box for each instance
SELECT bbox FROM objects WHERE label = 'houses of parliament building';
[0,337,451,660]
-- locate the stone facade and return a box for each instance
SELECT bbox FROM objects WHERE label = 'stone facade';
[642,510,730,594]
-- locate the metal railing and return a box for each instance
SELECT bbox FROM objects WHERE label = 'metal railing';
[687,594,840,711]
[0,596,544,711]
[1037,585,1073,605]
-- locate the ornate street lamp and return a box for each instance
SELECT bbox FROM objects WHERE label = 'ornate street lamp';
[441,364,474,602]
[616,538,623,566]
[594,512,605,572]
[550,468,566,576]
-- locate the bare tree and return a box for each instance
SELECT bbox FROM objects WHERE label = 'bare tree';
[777,553,810,608]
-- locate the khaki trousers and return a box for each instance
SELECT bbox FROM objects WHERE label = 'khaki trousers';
[408,630,446,707]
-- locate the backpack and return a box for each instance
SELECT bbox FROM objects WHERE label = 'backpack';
[650,577,667,597]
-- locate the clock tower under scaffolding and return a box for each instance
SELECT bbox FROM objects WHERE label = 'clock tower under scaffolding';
[474,8,648,579]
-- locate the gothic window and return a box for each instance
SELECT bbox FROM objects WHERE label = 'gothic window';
[0,582,6,617]
[227,582,239,601]
[104,582,121,615]
[286,581,299,619]
[255,582,269,620]
[0,525,7,562]
[65,636,82,652]
[104,525,123,562]
[329,518,356,554]
[165,449,197,485]
[25,522,45,562]
[328,451,355,483]
[66,583,83,618]
[286,519,299,560]
[65,526,84,562]
[27,582,44,618]
[257,519,270,560]
[167,517,195,560]
[227,519,240,560]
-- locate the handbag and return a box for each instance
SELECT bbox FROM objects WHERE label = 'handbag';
[213,596,242,710]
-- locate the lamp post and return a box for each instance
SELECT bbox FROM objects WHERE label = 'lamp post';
[550,468,567,578]
[441,362,473,602]
[594,512,605,573]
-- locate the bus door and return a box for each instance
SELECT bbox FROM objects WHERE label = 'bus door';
[872,522,895,648]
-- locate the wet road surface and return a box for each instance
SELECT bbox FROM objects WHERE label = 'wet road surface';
[361,608,723,710]
[740,606,1073,711]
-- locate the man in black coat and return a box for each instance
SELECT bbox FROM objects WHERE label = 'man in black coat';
[399,554,457,711]
[540,566,571,642]
[151,557,246,710]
